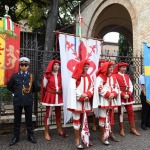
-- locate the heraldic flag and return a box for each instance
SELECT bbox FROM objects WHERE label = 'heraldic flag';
[0,17,21,86]
[144,43,150,104]
[59,33,102,124]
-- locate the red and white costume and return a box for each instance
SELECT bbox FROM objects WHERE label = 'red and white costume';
[93,59,107,130]
[41,72,63,106]
[113,62,135,123]
[93,62,121,127]
[114,73,134,105]
[40,60,63,125]
[67,60,93,130]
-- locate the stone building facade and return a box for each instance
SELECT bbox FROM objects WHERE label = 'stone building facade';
[79,0,150,56]
[103,41,118,56]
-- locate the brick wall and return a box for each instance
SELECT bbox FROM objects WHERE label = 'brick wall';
[80,0,150,56]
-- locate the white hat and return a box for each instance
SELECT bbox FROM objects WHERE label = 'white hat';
[19,57,30,64]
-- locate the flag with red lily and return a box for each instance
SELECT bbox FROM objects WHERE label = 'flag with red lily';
[59,33,102,124]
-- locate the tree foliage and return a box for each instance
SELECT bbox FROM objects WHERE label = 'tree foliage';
[16,0,49,31]
[16,0,79,33]
[0,0,80,65]
[118,34,132,56]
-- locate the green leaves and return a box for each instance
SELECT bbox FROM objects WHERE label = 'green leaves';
[16,0,48,29]
[15,0,79,33]
[118,34,132,56]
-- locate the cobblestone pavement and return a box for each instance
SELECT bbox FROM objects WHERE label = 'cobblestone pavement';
[0,120,150,150]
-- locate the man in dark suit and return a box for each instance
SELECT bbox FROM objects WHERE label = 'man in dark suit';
[7,57,40,146]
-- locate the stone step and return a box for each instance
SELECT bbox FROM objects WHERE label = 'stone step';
[0,104,142,134]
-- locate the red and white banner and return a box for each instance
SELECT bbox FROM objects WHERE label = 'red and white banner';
[0,20,20,86]
[59,33,102,124]
[81,111,90,147]
[4,24,20,85]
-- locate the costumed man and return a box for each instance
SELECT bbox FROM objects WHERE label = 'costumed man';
[139,73,150,130]
[67,60,93,149]
[7,57,40,146]
[93,61,120,145]
[93,59,107,131]
[40,60,68,141]
[113,62,140,136]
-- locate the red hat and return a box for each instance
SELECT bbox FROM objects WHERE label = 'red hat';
[45,60,60,73]
[99,59,106,63]
[72,60,90,79]
[113,62,129,74]
[96,61,114,84]
[99,59,106,67]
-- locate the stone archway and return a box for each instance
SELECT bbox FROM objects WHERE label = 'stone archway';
[93,3,133,46]
[80,0,150,56]
[82,0,136,54]
[101,25,132,46]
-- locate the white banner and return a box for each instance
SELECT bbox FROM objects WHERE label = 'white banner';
[59,33,101,124]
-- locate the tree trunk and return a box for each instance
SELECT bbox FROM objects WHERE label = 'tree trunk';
[43,0,59,69]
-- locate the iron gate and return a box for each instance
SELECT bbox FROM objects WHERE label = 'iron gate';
[0,32,143,128]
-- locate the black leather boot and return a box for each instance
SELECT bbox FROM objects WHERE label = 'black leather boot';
[10,137,19,146]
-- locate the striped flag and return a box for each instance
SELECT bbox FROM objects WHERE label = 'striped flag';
[4,15,14,31]
[143,43,150,104]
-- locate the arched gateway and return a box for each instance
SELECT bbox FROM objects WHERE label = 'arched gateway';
[80,0,150,56]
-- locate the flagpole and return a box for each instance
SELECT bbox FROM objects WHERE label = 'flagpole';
[78,1,82,39]
[3,6,9,70]
[56,31,103,41]
[79,1,81,19]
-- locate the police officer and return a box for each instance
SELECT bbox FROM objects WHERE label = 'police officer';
[7,57,40,146]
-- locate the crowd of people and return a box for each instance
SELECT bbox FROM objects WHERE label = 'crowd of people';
[7,57,150,149]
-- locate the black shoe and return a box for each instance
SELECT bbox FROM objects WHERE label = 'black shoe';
[146,123,150,127]
[28,136,37,143]
[141,124,147,130]
[10,137,19,146]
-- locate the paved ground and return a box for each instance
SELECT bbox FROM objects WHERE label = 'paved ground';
[0,120,150,150]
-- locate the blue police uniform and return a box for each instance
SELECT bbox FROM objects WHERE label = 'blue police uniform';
[7,57,40,146]
[8,71,39,106]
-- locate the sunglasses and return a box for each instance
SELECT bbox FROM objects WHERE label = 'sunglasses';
[20,64,28,67]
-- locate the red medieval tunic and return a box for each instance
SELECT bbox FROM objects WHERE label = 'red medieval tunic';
[114,72,135,105]
[41,72,63,106]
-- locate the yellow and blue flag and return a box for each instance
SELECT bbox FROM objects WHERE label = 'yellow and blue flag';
[144,43,150,104]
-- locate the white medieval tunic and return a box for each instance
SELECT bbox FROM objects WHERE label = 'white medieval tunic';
[93,75,121,109]
[67,74,93,113]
